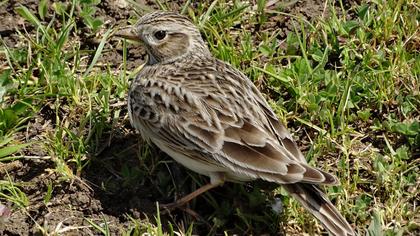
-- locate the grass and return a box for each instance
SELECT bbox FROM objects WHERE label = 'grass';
[0,0,419,235]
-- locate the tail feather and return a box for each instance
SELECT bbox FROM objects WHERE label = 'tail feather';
[283,183,355,236]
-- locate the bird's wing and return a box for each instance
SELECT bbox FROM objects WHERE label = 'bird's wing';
[129,61,337,184]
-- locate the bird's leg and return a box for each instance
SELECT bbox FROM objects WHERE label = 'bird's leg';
[160,172,225,209]
[160,182,219,209]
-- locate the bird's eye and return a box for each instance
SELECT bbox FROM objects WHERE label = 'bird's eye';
[154,30,166,40]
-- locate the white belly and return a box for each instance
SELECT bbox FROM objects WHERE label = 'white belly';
[152,138,257,183]
[151,138,226,177]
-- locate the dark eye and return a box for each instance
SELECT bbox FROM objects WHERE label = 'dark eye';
[154,30,166,40]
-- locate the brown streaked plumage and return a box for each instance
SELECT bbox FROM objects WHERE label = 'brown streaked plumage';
[117,11,355,236]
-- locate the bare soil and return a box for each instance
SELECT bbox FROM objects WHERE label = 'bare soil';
[0,1,357,235]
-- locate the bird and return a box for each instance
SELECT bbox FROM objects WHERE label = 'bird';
[116,11,355,236]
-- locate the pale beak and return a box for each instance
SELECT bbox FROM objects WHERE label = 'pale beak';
[114,26,141,42]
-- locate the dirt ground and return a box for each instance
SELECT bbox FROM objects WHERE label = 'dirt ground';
[0,1,357,235]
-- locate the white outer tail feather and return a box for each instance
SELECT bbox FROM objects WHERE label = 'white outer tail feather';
[283,183,355,236]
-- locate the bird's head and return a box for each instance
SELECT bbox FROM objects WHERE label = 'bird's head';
[116,11,210,65]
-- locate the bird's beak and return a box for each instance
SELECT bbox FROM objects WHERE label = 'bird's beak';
[114,26,141,42]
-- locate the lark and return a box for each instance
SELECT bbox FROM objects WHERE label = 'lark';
[117,11,355,236]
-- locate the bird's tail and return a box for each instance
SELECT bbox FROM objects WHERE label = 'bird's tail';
[283,183,355,236]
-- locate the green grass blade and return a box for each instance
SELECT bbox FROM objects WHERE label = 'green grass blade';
[83,28,113,78]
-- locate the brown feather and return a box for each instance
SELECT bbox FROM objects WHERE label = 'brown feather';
[283,184,354,236]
